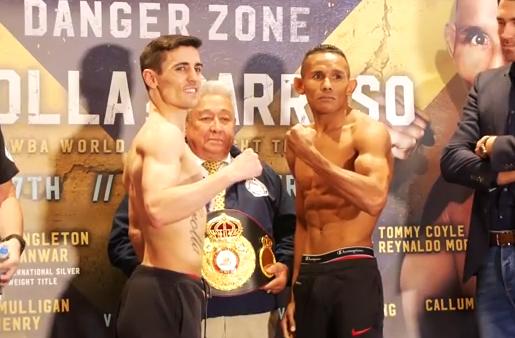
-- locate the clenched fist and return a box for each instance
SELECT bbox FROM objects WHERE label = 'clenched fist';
[286,124,317,162]
[228,148,263,183]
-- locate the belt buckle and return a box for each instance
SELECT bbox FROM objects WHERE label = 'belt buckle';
[201,209,276,296]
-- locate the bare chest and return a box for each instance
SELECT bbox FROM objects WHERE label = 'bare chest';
[295,131,355,190]
[179,149,203,185]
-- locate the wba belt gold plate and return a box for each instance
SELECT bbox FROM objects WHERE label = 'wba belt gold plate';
[201,209,276,296]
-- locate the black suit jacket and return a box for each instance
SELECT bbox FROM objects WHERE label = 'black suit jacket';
[441,63,515,281]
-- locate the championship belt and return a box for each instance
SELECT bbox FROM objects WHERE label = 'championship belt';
[201,209,276,296]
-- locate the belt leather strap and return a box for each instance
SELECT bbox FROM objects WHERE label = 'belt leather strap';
[489,230,515,247]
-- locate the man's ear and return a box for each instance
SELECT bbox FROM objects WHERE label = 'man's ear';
[445,22,456,56]
[346,79,357,96]
[293,77,305,95]
[142,69,158,89]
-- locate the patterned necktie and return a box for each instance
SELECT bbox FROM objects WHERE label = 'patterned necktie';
[202,160,225,211]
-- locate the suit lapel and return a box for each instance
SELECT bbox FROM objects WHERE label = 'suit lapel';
[492,65,513,134]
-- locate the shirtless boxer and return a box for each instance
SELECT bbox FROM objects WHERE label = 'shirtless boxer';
[281,44,393,338]
[115,35,262,338]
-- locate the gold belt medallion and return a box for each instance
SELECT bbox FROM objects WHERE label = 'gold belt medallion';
[259,235,276,278]
[202,212,256,291]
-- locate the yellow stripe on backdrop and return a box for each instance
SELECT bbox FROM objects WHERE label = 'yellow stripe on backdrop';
[0,21,123,217]
[0,22,70,128]
[323,0,455,110]
[0,22,74,224]
[0,23,124,319]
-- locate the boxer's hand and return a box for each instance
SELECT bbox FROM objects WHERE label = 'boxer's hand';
[261,262,288,294]
[387,115,427,160]
[228,148,262,183]
[281,300,296,338]
[368,90,428,160]
[286,124,316,162]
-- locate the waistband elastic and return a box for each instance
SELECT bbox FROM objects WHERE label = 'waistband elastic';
[301,246,374,264]
[135,264,203,283]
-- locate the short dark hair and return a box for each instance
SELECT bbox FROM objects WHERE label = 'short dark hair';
[300,44,349,76]
[140,35,202,74]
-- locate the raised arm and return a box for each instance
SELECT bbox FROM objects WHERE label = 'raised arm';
[348,120,393,214]
[137,122,262,228]
[286,120,392,216]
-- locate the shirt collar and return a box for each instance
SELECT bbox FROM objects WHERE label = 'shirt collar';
[191,151,232,176]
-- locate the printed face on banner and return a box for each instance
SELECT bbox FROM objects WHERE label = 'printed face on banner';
[146,46,203,111]
[498,0,515,62]
[295,52,356,117]
[186,94,235,161]
[446,0,504,86]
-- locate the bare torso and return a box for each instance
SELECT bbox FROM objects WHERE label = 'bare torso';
[124,116,206,275]
[294,111,379,254]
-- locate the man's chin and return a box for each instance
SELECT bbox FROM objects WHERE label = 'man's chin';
[311,106,338,115]
[179,97,199,109]
[204,144,229,157]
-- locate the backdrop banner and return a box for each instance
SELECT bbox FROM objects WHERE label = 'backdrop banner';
[0,1,488,337]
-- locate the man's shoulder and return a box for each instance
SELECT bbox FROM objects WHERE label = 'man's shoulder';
[477,63,511,84]
[134,117,184,151]
[144,115,183,135]
[351,109,387,134]
[350,108,377,123]
[349,110,391,152]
